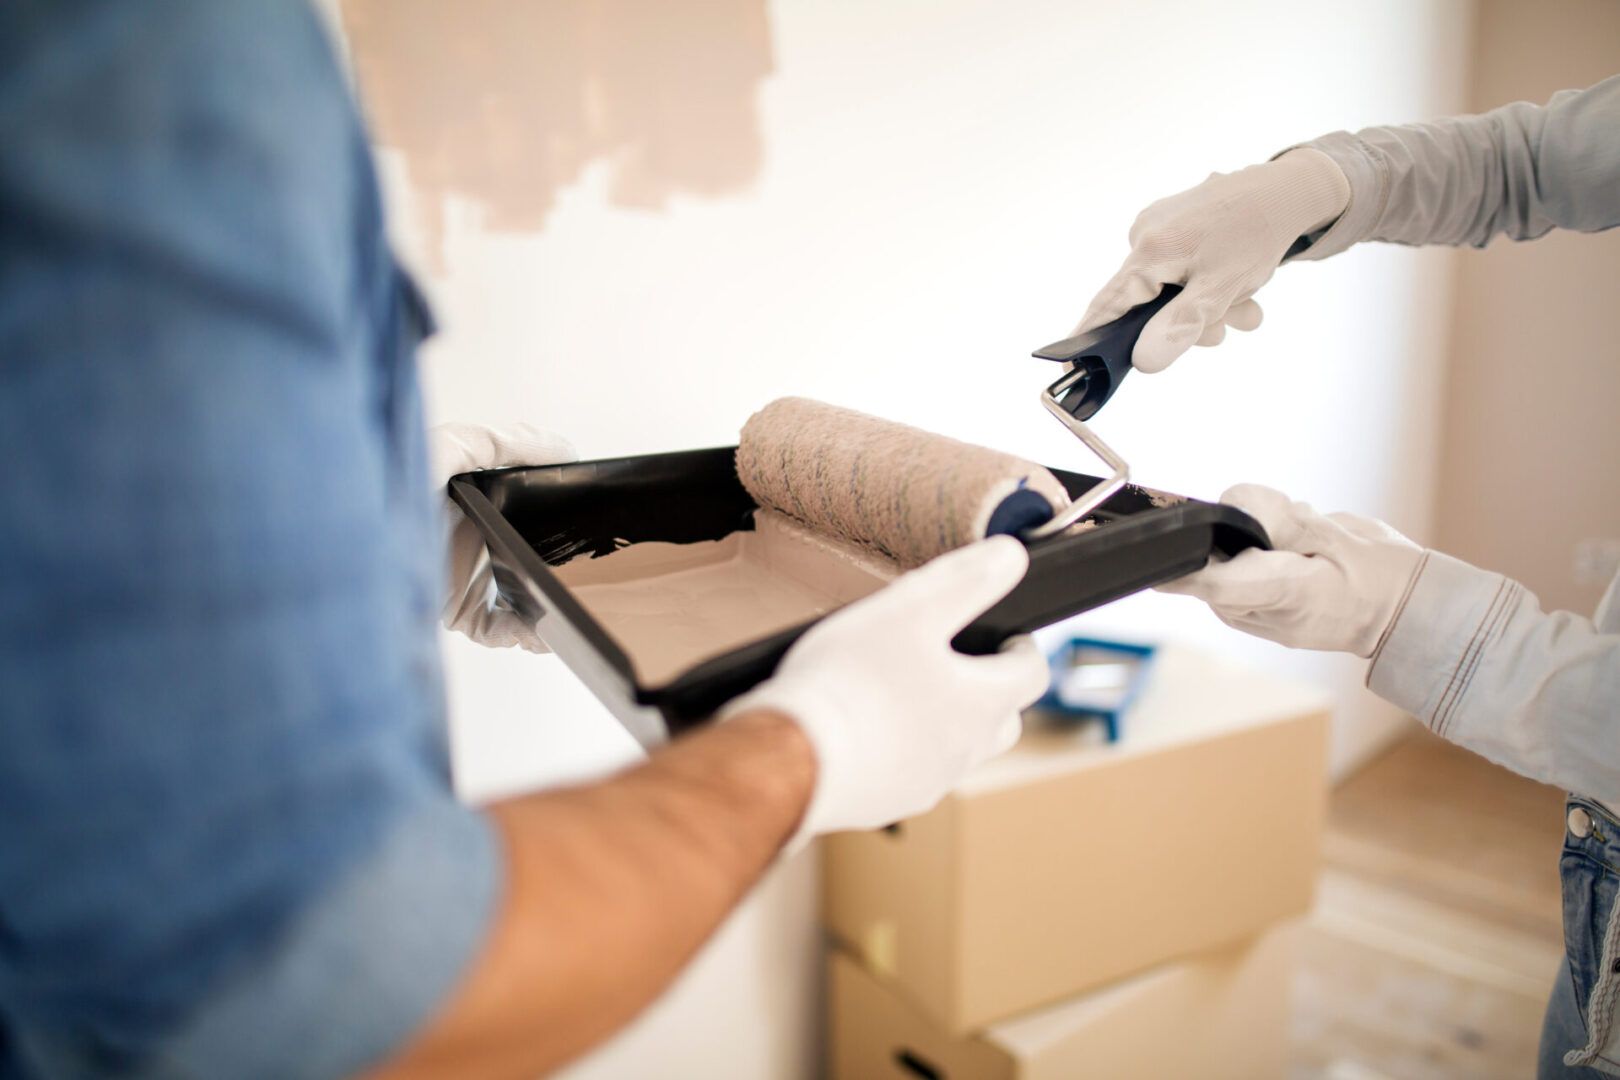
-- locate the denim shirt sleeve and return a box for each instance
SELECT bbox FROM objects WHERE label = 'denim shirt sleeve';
[1282,75,1620,261]
[1366,551,1620,808]
[0,3,497,1078]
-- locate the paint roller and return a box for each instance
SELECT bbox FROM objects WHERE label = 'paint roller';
[736,397,1073,568]
[735,288,1188,567]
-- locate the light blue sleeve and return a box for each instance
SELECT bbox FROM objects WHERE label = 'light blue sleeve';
[1367,551,1620,807]
[10,806,502,1080]
[1286,75,1620,260]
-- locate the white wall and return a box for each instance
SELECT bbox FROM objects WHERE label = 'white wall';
[330,2,1471,1076]
[1434,0,1620,618]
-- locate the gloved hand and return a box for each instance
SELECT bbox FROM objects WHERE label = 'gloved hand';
[721,535,1050,841]
[1158,484,1424,657]
[1075,148,1350,373]
[431,421,577,652]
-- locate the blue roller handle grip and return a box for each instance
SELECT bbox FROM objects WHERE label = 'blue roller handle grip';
[1033,283,1183,421]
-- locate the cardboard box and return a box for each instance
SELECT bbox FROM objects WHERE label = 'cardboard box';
[828,924,1299,1080]
[821,645,1328,1032]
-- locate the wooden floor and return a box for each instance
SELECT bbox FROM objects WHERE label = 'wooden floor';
[1290,729,1571,1080]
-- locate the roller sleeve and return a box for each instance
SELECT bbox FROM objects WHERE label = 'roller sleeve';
[736,397,1071,567]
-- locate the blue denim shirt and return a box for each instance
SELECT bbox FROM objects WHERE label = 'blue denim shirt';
[0,2,497,1077]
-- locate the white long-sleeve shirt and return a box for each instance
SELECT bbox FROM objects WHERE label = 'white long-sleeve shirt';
[1290,76,1620,809]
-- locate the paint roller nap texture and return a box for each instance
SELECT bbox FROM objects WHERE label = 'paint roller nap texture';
[736,397,1072,567]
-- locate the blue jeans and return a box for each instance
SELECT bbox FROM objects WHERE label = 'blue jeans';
[1539,798,1620,1078]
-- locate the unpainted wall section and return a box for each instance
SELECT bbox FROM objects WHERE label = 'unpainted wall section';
[1434,0,1620,617]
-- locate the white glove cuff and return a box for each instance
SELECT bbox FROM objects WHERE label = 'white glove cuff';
[1261,148,1352,239]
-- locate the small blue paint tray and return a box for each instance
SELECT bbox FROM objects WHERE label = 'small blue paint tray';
[1036,637,1157,743]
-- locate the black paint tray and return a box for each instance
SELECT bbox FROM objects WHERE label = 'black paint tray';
[449,447,1267,747]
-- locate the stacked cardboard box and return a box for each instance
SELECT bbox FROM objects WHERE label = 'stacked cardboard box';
[822,645,1330,1078]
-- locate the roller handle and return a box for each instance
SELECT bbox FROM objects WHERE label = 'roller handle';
[1033,283,1182,421]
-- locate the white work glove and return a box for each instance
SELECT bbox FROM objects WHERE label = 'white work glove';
[1158,484,1424,658]
[721,535,1050,841]
[1076,148,1350,373]
[431,421,577,652]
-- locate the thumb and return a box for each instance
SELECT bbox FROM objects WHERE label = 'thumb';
[1074,264,1173,337]
[875,535,1030,635]
[1220,483,1343,555]
[1216,483,1314,549]
[1156,546,1308,612]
